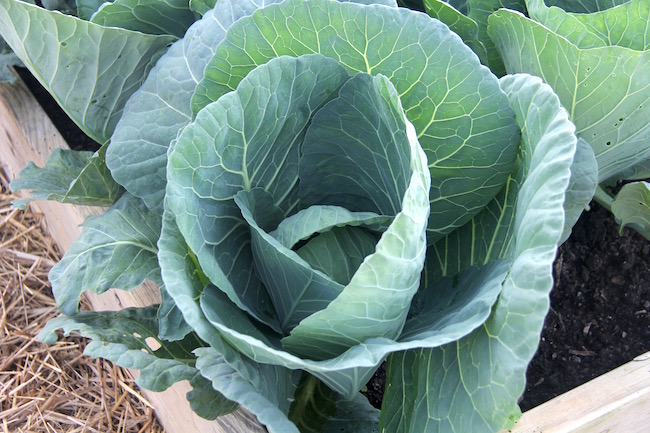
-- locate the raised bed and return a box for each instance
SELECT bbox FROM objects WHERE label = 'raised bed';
[0,74,648,433]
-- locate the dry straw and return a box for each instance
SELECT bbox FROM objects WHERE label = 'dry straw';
[0,171,164,433]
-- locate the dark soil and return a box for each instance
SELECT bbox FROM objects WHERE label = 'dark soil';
[17,66,650,413]
[519,200,650,410]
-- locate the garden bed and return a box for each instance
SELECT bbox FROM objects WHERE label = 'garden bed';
[1,71,648,432]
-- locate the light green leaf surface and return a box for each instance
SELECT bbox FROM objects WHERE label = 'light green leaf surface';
[11,145,120,209]
[270,205,390,249]
[526,0,648,49]
[423,0,527,75]
[38,307,238,420]
[90,0,197,37]
[488,9,650,182]
[379,74,578,432]
[560,138,598,243]
[49,193,162,314]
[193,0,519,241]
[195,347,301,433]
[0,0,175,144]
[106,0,285,209]
[167,54,350,330]
[611,181,650,240]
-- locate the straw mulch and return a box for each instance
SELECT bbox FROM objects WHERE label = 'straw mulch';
[0,171,164,433]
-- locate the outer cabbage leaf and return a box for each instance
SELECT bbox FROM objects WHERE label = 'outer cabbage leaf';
[38,306,238,420]
[422,0,489,65]
[90,0,197,37]
[0,0,175,144]
[423,0,527,75]
[379,74,580,432]
[49,193,162,314]
[488,9,650,183]
[192,0,520,241]
[611,181,650,240]
[526,0,648,49]
[10,144,120,209]
[560,138,598,243]
[106,0,285,210]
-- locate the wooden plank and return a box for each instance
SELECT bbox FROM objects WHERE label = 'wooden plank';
[0,76,264,433]
[509,351,650,432]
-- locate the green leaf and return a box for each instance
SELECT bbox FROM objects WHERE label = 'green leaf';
[611,181,650,240]
[234,188,346,332]
[166,54,351,331]
[195,347,301,433]
[38,306,238,420]
[281,73,430,359]
[324,393,380,433]
[90,0,197,37]
[560,138,598,243]
[423,0,527,75]
[77,0,109,20]
[158,282,193,341]
[289,373,337,433]
[422,0,489,65]
[49,193,162,314]
[106,0,286,209]
[288,374,381,433]
[526,0,648,49]
[11,144,120,209]
[193,0,520,241]
[0,0,175,144]
[379,74,578,433]
[295,226,379,286]
[270,205,391,250]
[488,9,650,182]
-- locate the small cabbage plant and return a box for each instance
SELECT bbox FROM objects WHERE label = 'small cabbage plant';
[0,0,624,431]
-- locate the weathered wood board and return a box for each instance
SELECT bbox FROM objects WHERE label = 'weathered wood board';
[1,74,648,433]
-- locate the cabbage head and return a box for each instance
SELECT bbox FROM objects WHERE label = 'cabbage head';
[0,0,594,431]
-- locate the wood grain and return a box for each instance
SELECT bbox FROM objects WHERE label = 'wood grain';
[508,351,650,432]
[0,77,265,433]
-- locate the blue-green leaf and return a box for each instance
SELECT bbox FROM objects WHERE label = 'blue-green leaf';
[11,144,120,209]
[611,181,650,240]
[0,0,175,144]
[488,8,650,183]
[193,0,520,241]
[106,0,285,209]
[379,73,578,433]
[39,307,238,420]
[90,0,197,37]
[49,193,162,314]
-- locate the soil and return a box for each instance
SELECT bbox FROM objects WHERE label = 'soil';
[17,67,650,413]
